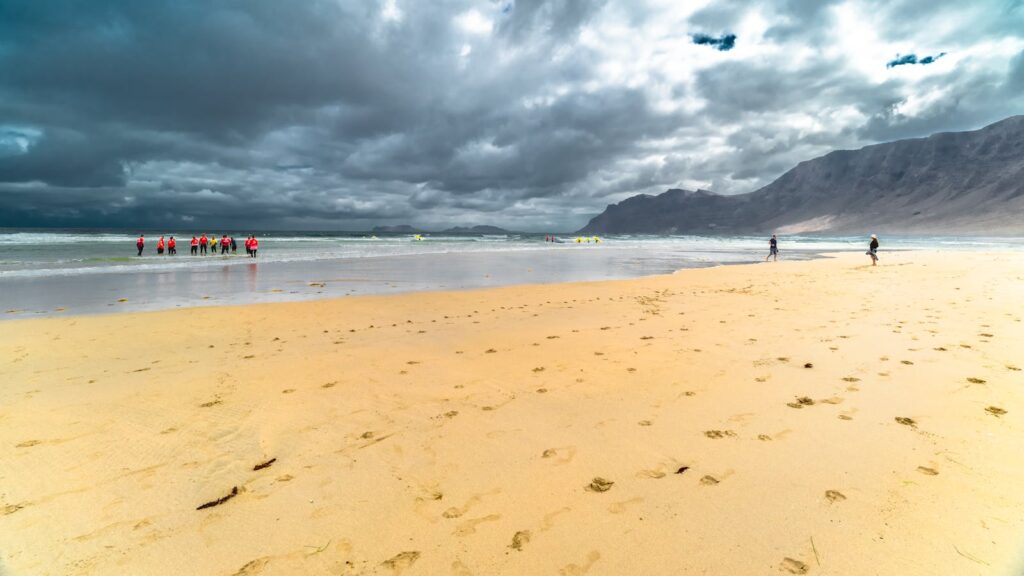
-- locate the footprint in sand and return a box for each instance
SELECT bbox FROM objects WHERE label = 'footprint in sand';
[637,467,667,479]
[453,514,501,536]
[787,397,814,409]
[442,490,500,520]
[442,507,464,519]
[700,475,720,486]
[895,417,917,428]
[541,446,577,465]
[780,557,809,574]
[985,406,1007,417]
[382,551,420,574]
[540,507,573,531]
[3,503,27,516]
[825,490,846,503]
[510,530,532,551]
[608,497,643,514]
[559,551,601,576]
[586,477,614,492]
[704,430,736,439]
[232,557,271,575]
[15,440,41,448]
[917,466,939,476]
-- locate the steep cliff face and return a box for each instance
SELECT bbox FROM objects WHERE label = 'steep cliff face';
[579,116,1024,234]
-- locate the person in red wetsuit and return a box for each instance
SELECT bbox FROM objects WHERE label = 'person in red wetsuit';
[168,236,177,255]
[249,235,258,258]
[220,234,229,254]
[199,234,208,255]
[136,234,145,256]
[157,236,165,255]
[190,236,198,255]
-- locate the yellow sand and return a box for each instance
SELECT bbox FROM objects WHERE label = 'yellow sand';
[2,252,1023,576]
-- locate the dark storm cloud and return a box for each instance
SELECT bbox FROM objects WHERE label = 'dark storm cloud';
[0,0,1022,230]
[886,52,947,68]
[692,33,737,51]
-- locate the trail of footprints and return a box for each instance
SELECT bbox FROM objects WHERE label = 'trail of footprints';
[28,284,1012,575]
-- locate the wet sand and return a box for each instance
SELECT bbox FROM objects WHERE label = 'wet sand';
[2,251,1023,575]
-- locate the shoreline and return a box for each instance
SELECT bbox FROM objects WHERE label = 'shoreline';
[2,251,1023,575]
[0,245,813,320]
[0,248,981,322]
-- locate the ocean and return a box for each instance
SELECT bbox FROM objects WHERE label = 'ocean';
[1,229,1022,317]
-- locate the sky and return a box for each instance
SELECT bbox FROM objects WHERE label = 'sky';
[1,0,1022,231]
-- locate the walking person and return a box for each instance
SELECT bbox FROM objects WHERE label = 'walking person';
[190,236,199,255]
[766,234,778,262]
[230,236,237,254]
[168,236,177,255]
[136,234,145,256]
[249,235,258,258]
[220,234,230,254]
[199,233,208,255]
[867,234,879,266]
[245,235,253,257]
[157,236,165,255]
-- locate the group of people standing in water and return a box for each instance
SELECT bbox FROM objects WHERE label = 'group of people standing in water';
[135,234,259,258]
[765,233,880,265]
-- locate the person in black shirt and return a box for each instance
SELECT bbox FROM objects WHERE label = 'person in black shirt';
[867,234,879,265]
[766,234,778,262]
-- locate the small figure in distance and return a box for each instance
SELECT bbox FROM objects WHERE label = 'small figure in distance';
[190,236,198,255]
[157,235,165,255]
[199,233,208,255]
[230,236,237,254]
[168,236,176,255]
[867,234,879,266]
[136,234,145,256]
[249,235,259,258]
[766,234,778,262]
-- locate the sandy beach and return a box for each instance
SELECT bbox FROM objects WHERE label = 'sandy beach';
[2,251,1023,575]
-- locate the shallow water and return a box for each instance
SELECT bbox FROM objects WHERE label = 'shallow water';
[1,229,1021,318]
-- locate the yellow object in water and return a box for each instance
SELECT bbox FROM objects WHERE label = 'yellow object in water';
[413,234,423,241]
[593,236,601,243]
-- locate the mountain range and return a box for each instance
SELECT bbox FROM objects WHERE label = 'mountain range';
[579,116,1024,234]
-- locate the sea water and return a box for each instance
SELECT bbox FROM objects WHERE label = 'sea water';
[1,229,1021,317]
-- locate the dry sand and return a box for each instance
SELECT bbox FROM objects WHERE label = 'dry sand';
[2,251,1023,575]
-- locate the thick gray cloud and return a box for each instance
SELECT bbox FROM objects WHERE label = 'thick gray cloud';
[0,0,1022,231]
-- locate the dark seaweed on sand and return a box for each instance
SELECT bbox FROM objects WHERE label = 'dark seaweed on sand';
[196,486,238,510]
[253,458,277,471]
